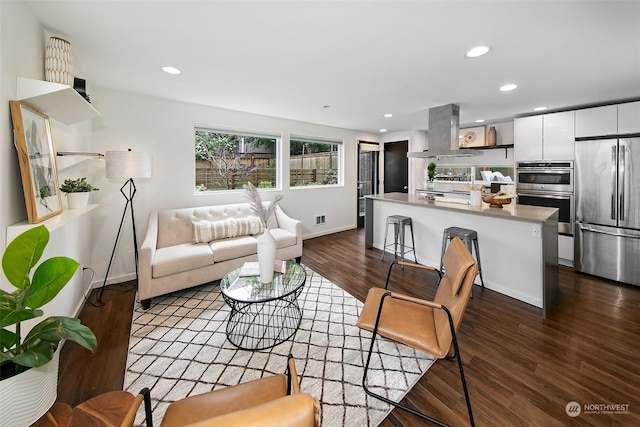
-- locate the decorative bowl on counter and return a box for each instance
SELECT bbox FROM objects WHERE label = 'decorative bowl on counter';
[482,194,512,208]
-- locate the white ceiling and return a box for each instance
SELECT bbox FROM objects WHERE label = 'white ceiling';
[24,0,640,133]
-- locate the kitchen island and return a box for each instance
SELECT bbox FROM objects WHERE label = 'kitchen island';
[365,193,559,317]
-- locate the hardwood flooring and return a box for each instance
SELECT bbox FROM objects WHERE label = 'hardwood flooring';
[58,228,640,426]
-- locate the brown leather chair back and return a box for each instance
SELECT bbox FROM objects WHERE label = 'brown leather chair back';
[432,237,477,353]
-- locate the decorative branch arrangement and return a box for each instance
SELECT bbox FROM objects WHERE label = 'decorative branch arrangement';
[244,181,283,228]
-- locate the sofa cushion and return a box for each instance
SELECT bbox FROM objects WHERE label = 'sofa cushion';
[193,217,263,243]
[269,228,297,249]
[210,236,258,262]
[154,243,214,278]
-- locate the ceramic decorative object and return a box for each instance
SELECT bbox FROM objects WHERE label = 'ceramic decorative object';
[486,126,497,147]
[45,36,74,86]
[257,228,276,284]
[244,181,283,283]
[0,351,59,426]
[66,192,90,209]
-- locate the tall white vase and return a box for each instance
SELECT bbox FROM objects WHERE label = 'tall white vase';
[257,228,276,284]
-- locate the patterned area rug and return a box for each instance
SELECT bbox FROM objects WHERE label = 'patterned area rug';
[124,265,435,426]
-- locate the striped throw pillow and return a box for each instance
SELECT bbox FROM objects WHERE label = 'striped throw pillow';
[192,216,264,243]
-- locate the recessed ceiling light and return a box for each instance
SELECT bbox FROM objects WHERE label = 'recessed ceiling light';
[162,66,182,75]
[465,45,491,58]
[533,106,548,111]
[500,83,518,92]
[383,113,394,118]
[475,119,485,123]
[380,129,388,133]
[322,105,331,109]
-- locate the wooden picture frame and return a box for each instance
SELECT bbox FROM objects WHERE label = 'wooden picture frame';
[459,126,486,148]
[9,101,62,223]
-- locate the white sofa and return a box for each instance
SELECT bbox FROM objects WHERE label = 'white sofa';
[139,203,302,309]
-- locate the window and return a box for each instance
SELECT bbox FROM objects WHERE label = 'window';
[290,137,341,187]
[195,128,278,191]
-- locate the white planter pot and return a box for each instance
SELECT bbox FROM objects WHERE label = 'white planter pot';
[0,350,59,426]
[66,192,90,209]
[257,228,276,284]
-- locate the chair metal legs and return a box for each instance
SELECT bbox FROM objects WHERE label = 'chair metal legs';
[361,293,475,426]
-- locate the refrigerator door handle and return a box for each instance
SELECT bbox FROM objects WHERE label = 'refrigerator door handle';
[619,144,625,221]
[578,223,640,239]
[611,145,617,220]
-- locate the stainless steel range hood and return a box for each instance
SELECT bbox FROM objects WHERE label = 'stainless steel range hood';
[407,104,477,158]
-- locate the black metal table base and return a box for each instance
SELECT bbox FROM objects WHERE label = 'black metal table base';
[222,285,304,350]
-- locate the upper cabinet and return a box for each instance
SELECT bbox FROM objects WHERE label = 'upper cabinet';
[618,101,640,134]
[514,115,543,161]
[575,105,617,137]
[17,77,99,125]
[575,102,640,137]
[542,111,575,160]
[515,111,575,161]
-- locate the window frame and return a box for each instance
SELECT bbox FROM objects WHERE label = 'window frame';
[289,135,343,189]
[194,125,282,193]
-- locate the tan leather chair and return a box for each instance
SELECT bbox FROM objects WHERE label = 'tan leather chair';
[160,354,320,427]
[357,237,477,426]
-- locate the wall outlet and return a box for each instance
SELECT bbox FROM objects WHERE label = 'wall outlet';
[315,214,327,225]
[531,224,541,238]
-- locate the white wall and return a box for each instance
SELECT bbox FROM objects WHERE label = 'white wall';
[87,86,377,285]
[1,0,44,251]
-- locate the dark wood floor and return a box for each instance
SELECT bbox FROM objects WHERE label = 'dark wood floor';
[59,228,640,426]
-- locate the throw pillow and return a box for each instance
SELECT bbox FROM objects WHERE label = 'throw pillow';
[192,216,264,243]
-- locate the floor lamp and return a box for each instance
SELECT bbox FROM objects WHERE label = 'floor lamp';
[98,149,152,303]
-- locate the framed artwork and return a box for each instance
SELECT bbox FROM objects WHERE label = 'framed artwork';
[9,101,62,223]
[459,126,486,148]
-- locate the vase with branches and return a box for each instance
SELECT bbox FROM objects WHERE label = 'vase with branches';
[244,182,283,283]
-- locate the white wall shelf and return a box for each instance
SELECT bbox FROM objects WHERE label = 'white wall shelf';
[6,204,98,243]
[17,77,100,125]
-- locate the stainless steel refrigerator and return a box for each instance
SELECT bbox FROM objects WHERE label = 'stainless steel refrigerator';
[575,136,640,286]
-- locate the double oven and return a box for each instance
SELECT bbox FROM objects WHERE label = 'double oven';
[516,161,574,235]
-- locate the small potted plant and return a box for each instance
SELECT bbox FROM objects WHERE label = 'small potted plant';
[59,177,99,209]
[0,225,97,425]
[427,162,437,189]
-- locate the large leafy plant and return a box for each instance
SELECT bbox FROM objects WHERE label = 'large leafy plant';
[0,225,97,380]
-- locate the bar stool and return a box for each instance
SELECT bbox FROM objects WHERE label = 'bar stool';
[440,227,484,289]
[381,215,416,262]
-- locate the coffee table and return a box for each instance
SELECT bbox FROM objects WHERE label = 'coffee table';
[220,261,306,350]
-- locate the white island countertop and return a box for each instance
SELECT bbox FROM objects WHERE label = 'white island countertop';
[369,192,558,224]
[365,193,559,317]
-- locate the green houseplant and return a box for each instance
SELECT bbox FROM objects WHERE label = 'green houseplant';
[1,225,97,378]
[59,177,99,209]
[427,162,437,182]
[1,225,97,424]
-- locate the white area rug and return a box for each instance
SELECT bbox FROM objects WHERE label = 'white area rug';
[124,265,435,426]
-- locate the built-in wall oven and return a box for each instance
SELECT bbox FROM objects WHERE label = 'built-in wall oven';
[516,161,574,235]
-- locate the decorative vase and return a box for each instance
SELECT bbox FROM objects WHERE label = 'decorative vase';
[45,36,74,86]
[257,228,276,284]
[0,350,59,426]
[486,126,497,147]
[66,192,90,209]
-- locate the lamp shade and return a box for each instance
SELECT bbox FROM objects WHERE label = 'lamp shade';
[105,150,152,179]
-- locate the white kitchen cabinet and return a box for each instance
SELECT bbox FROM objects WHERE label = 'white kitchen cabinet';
[514,115,543,161]
[575,105,617,137]
[543,111,575,160]
[515,111,574,161]
[558,235,573,267]
[618,101,640,134]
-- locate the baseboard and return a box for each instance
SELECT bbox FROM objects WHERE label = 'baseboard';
[303,224,357,240]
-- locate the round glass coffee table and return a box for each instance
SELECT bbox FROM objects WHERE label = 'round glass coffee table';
[220,261,306,350]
